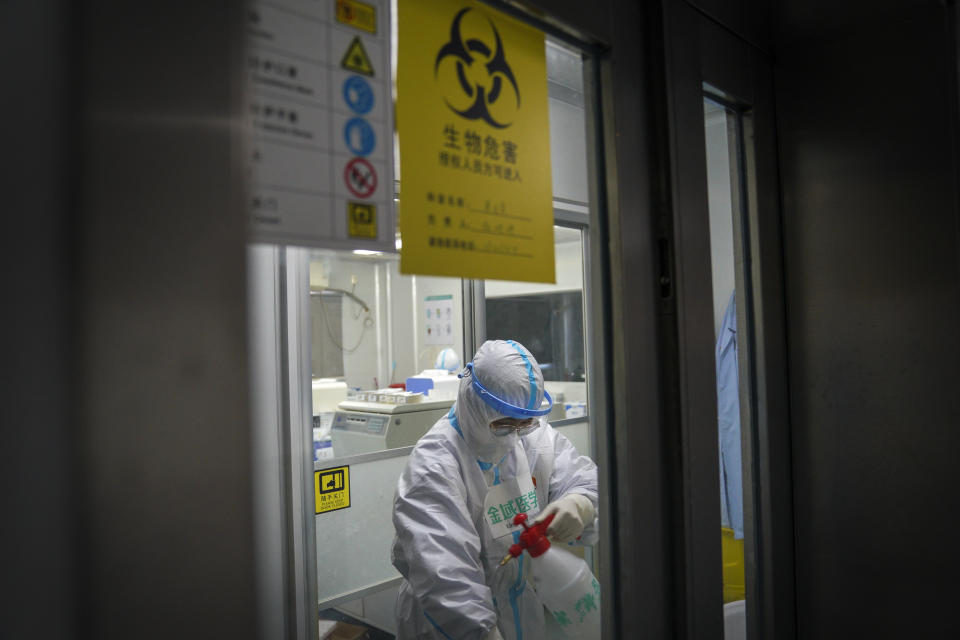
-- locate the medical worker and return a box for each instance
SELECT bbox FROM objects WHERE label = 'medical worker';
[391,340,599,640]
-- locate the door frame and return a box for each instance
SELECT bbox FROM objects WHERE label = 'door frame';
[661,1,797,638]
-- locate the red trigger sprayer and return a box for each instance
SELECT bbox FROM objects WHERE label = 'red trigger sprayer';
[497,512,601,638]
[499,512,554,566]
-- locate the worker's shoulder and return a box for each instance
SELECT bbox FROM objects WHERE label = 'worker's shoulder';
[406,420,467,473]
[402,451,468,495]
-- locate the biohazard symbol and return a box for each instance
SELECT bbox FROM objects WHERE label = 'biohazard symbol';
[434,8,520,129]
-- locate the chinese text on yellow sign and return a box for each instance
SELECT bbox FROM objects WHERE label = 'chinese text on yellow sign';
[315,465,351,514]
[398,0,555,282]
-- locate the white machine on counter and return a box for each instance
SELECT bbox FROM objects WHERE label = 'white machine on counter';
[331,397,454,456]
[313,378,348,413]
[405,369,461,400]
[313,378,348,461]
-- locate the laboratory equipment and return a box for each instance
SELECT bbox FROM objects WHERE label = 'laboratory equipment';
[544,389,567,422]
[331,397,453,456]
[353,388,424,404]
[501,513,601,638]
[313,378,348,462]
[405,369,461,400]
[312,378,348,412]
[563,401,586,419]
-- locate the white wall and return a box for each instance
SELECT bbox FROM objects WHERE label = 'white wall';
[310,253,384,390]
[704,103,737,336]
[546,41,589,205]
[382,261,465,384]
[385,259,415,385]
[485,233,583,298]
[544,380,587,403]
[549,97,589,204]
[412,275,464,372]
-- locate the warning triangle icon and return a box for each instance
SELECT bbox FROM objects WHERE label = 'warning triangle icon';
[341,36,374,76]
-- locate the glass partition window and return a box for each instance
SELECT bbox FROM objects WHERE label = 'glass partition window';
[704,96,752,634]
[484,225,587,421]
[306,251,466,391]
[475,41,600,598]
[486,289,584,382]
[546,42,589,210]
[307,248,465,460]
[246,8,606,635]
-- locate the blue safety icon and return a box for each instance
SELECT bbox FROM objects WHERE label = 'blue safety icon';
[343,75,374,115]
[344,118,376,156]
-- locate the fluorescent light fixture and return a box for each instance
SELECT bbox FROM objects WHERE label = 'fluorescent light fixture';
[353,249,383,256]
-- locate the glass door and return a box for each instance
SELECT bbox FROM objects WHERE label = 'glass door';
[247,5,612,639]
[703,94,755,639]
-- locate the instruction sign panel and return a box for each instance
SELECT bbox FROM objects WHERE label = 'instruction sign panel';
[397,0,555,282]
[336,0,377,34]
[246,0,394,251]
[316,465,351,514]
[348,202,377,237]
[425,294,454,345]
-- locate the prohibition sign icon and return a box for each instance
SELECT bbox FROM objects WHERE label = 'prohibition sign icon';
[344,157,377,198]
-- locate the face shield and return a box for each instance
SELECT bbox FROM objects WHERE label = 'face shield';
[459,361,553,438]
[454,339,550,462]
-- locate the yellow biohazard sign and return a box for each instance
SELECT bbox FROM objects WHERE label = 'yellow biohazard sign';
[315,465,351,514]
[348,202,377,237]
[336,0,377,34]
[341,36,375,76]
[397,0,555,282]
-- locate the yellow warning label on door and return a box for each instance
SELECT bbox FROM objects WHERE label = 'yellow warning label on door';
[348,202,377,238]
[397,0,555,282]
[341,36,375,76]
[336,0,377,34]
[316,466,351,514]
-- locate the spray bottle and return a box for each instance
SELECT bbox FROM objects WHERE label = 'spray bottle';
[499,513,601,637]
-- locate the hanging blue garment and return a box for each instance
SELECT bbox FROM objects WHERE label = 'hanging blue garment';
[716,291,744,539]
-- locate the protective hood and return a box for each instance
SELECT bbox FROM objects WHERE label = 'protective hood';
[454,339,546,463]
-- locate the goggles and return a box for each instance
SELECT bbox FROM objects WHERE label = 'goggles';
[459,362,554,419]
[489,416,540,437]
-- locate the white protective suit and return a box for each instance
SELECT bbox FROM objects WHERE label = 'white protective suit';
[391,340,599,640]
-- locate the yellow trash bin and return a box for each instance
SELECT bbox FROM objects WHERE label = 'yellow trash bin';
[721,527,745,603]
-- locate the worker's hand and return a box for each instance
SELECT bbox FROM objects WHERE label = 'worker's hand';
[482,625,504,640]
[534,493,595,543]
